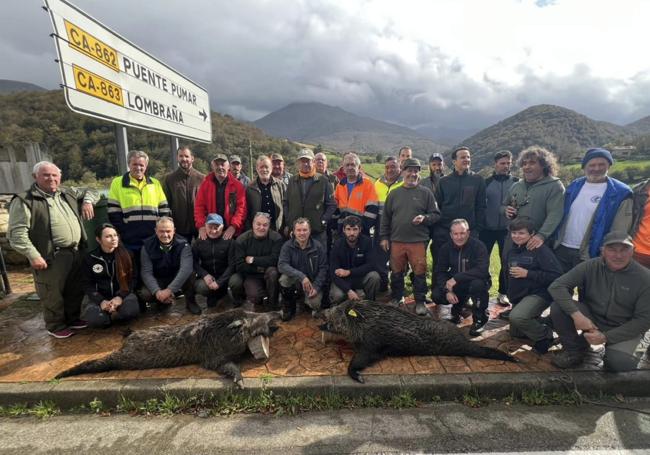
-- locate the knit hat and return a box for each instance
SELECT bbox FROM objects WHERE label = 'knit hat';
[581,148,613,168]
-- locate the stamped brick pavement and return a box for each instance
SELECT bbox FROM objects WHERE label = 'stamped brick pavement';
[0,270,565,383]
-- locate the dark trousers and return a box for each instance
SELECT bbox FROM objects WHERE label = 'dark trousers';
[479,229,508,294]
[33,248,84,332]
[551,301,642,372]
[82,293,140,328]
[431,279,489,320]
[137,275,196,305]
[229,267,279,306]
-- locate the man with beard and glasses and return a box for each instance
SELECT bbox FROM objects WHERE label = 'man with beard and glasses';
[162,146,205,242]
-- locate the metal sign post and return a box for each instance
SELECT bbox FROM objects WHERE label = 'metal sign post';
[115,123,129,174]
[170,136,179,170]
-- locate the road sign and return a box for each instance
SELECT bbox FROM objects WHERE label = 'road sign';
[44,0,212,143]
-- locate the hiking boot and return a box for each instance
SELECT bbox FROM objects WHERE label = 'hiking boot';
[469,317,488,337]
[388,297,405,307]
[186,300,202,315]
[48,328,75,339]
[532,338,553,355]
[415,301,429,316]
[280,295,297,322]
[499,309,511,320]
[551,350,587,369]
[497,293,511,307]
[69,319,88,330]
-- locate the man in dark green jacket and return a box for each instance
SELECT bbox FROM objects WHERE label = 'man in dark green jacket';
[549,231,650,371]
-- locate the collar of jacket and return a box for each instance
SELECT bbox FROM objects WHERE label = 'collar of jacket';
[338,175,366,186]
[492,172,512,182]
[209,172,234,185]
[121,172,153,187]
[452,169,471,177]
[378,174,403,185]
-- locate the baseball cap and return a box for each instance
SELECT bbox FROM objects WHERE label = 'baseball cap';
[297,148,315,160]
[402,158,422,170]
[212,153,228,162]
[206,213,224,225]
[270,153,284,162]
[602,231,634,248]
[229,155,242,164]
[429,153,444,162]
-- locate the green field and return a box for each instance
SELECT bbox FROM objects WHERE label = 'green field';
[562,159,650,172]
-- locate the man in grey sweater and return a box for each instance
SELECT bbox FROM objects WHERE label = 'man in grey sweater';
[549,231,650,371]
[138,217,198,314]
[380,158,441,315]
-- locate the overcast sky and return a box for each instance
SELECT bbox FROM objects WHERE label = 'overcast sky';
[2,0,650,132]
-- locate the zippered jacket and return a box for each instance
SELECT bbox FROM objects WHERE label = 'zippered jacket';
[505,243,563,304]
[433,236,490,291]
[484,173,518,231]
[192,236,234,287]
[81,247,136,304]
[278,237,328,292]
[438,170,486,232]
[194,173,247,235]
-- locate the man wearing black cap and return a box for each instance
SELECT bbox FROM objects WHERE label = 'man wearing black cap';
[554,148,632,273]
[380,158,440,315]
[421,153,445,199]
[549,231,650,371]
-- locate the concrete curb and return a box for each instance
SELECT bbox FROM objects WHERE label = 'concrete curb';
[2,370,650,408]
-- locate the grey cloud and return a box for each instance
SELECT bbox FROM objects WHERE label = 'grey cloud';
[1,0,649,135]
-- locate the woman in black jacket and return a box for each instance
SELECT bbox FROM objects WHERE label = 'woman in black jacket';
[81,223,139,327]
[505,217,563,354]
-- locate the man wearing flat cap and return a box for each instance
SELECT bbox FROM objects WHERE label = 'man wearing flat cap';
[271,153,292,186]
[194,153,247,241]
[380,158,440,315]
[549,231,650,371]
[554,147,632,273]
[229,155,250,187]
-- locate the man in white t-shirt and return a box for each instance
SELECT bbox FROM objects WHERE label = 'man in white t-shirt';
[554,148,633,272]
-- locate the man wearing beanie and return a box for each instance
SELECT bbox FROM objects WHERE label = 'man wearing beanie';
[554,147,632,272]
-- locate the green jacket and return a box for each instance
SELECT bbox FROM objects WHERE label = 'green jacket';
[9,184,98,261]
[548,257,650,345]
[283,173,336,234]
[502,175,565,240]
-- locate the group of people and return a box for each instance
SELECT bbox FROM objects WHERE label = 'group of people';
[7,143,650,373]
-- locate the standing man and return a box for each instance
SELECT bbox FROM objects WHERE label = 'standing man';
[245,155,285,232]
[380,158,440,315]
[229,155,251,187]
[374,156,403,291]
[549,231,650,371]
[107,150,170,253]
[194,153,247,241]
[278,218,328,321]
[503,146,565,250]
[398,146,412,167]
[421,152,445,199]
[329,216,380,304]
[9,161,98,338]
[162,146,205,242]
[481,150,518,305]
[139,217,199,314]
[314,152,338,187]
[631,178,650,269]
[192,214,235,309]
[554,148,632,272]
[431,219,491,336]
[334,152,379,236]
[284,148,337,247]
[271,153,293,186]
[229,212,283,310]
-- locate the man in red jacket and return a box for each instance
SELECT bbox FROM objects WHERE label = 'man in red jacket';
[195,153,247,240]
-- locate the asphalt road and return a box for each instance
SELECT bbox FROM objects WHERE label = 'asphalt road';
[2,400,650,454]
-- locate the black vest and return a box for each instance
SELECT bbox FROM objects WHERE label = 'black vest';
[143,235,188,282]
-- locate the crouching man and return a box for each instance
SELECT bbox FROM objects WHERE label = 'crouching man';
[138,217,199,314]
[330,215,380,304]
[192,214,235,309]
[278,218,328,321]
[549,231,650,371]
[230,212,283,310]
[431,218,491,337]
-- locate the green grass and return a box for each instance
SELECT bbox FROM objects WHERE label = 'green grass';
[563,159,650,172]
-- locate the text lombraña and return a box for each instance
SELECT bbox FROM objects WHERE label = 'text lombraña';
[126,92,184,124]
[122,56,198,105]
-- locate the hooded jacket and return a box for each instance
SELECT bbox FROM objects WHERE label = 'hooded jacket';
[194,172,247,235]
[484,173,518,231]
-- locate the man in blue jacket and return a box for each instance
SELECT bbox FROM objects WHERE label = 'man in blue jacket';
[554,148,632,272]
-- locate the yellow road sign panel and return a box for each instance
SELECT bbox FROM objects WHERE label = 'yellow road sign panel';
[65,19,120,72]
[73,64,124,107]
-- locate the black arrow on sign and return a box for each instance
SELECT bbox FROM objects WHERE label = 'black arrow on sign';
[199,109,207,121]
